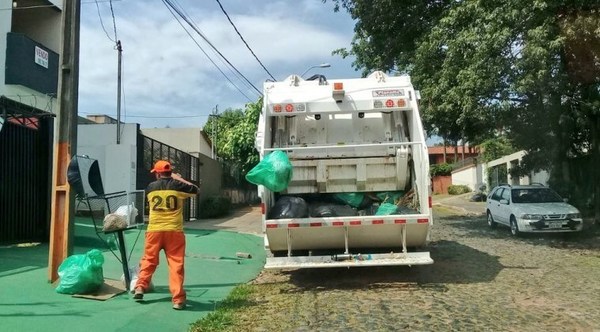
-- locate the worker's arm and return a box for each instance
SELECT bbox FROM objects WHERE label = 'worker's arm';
[172,173,200,194]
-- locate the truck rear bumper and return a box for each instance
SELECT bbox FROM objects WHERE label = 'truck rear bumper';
[264,251,433,269]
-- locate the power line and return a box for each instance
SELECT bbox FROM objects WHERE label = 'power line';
[162,0,263,97]
[108,0,118,42]
[170,0,257,95]
[171,0,252,98]
[161,0,253,101]
[215,0,276,81]
[94,0,115,42]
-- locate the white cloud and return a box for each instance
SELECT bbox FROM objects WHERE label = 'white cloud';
[78,0,357,128]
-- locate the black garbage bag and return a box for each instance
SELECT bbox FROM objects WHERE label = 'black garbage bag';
[470,193,487,202]
[310,203,358,217]
[268,196,309,219]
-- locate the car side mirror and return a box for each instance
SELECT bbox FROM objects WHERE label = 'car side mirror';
[500,199,509,205]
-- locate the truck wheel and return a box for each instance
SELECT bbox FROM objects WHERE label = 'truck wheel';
[510,216,520,236]
[487,211,497,229]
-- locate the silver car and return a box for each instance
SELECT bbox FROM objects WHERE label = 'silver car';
[486,184,583,236]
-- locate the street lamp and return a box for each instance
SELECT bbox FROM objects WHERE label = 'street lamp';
[300,63,331,78]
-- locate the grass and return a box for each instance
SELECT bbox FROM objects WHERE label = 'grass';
[189,284,253,332]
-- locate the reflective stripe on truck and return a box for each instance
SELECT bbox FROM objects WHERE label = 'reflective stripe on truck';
[265,217,430,228]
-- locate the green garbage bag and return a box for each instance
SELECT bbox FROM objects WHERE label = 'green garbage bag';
[333,193,370,209]
[245,151,293,192]
[375,203,399,215]
[55,249,105,295]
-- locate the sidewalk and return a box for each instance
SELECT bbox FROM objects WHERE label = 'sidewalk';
[433,193,486,216]
[0,208,265,332]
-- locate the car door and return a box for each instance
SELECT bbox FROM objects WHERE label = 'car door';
[496,188,512,225]
[487,188,504,222]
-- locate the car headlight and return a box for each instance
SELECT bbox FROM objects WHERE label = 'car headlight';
[521,214,543,220]
[567,213,581,219]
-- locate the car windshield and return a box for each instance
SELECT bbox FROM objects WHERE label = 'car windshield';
[511,188,564,203]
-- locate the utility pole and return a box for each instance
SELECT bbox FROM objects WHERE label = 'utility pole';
[210,105,219,159]
[116,40,122,144]
[48,0,81,283]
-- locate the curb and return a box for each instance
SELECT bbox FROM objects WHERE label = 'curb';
[433,203,485,217]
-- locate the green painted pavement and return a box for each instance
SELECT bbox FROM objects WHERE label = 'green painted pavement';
[0,217,266,332]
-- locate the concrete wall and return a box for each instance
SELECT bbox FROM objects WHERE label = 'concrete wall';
[432,175,451,194]
[196,152,222,201]
[452,165,478,191]
[482,150,550,189]
[141,128,212,158]
[78,123,139,193]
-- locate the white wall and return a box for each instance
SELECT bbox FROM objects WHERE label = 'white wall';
[483,150,550,188]
[452,165,478,191]
[78,123,139,193]
[141,128,212,158]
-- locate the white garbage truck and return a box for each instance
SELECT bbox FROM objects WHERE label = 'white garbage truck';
[254,71,433,269]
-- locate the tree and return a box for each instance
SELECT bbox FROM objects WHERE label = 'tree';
[203,100,261,186]
[328,0,600,217]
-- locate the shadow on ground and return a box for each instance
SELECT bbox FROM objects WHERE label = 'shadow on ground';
[280,239,504,291]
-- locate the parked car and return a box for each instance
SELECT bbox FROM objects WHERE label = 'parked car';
[486,184,583,236]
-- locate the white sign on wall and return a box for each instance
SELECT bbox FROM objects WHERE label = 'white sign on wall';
[34,46,48,68]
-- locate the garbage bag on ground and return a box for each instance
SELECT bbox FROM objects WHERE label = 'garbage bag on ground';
[55,249,105,295]
[122,265,154,293]
[245,151,293,192]
[268,196,309,219]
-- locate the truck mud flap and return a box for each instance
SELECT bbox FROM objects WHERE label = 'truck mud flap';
[264,252,433,269]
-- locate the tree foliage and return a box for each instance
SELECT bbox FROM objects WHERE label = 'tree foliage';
[203,100,261,185]
[328,0,600,215]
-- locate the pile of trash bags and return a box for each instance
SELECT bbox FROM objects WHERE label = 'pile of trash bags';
[268,191,419,219]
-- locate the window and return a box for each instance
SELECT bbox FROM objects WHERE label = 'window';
[501,188,511,202]
[491,188,504,201]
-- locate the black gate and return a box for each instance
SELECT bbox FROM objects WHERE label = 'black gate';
[136,134,200,220]
[0,99,53,244]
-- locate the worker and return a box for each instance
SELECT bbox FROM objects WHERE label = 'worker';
[133,160,200,310]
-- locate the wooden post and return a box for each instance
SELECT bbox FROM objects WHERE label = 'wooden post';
[48,0,81,283]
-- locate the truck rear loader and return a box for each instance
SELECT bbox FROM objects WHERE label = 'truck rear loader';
[254,71,433,269]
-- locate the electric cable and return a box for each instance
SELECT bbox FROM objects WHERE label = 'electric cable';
[161,0,254,101]
[163,0,263,96]
[215,0,276,81]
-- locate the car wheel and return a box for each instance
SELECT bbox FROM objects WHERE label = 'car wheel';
[487,211,497,228]
[510,216,520,236]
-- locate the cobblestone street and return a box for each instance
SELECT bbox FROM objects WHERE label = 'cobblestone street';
[228,208,600,331]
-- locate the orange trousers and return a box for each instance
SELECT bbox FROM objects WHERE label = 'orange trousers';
[135,231,186,304]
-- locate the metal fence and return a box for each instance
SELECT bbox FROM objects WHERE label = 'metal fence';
[0,99,53,244]
[137,134,201,220]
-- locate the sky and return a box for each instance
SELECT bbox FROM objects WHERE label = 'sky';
[78,0,359,129]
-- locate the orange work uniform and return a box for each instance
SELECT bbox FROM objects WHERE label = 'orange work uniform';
[135,177,199,305]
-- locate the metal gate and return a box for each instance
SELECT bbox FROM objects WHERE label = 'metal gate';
[136,134,200,220]
[0,102,53,244]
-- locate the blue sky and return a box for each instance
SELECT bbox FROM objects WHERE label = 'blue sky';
[78,0,359,128]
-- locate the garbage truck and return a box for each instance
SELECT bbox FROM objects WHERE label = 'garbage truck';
[253,71,433,269]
